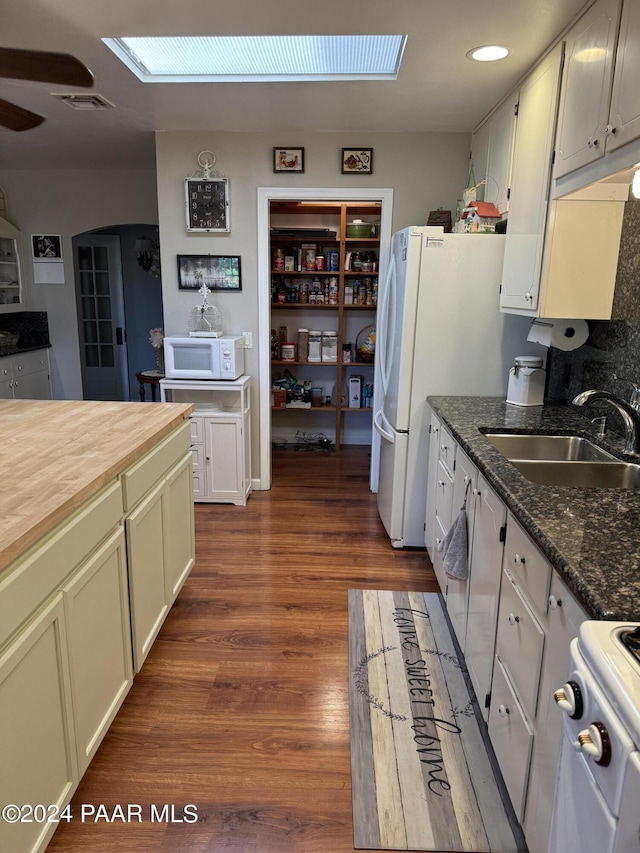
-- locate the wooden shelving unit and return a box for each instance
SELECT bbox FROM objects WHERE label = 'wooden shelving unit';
[269,200,381,450]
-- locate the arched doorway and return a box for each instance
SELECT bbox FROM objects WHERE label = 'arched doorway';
[73,223,163,400]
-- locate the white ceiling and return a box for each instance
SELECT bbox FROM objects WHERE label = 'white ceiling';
[0,0,592,171]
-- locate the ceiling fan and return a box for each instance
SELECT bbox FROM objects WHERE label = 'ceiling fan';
[0,46,93,131]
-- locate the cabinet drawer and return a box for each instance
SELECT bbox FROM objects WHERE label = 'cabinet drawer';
[190,444,205,471]
[488,658,534,821]
[0,479,123,651]
[504,513,552,615]
[121,420,191,511]
[438,425,456,473]
[434,460,455,531]
[12,348,49,377]
[189,416,204,444]
[495,566,545,719]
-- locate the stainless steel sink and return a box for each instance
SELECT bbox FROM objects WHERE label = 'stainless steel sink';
[510,460,640,490]
[484,433,616,462]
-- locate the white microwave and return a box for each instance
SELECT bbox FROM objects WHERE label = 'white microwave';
[163,335,245,380]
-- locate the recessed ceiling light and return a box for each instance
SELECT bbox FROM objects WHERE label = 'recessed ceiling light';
[103,35,407,82]
[466,45,509,62]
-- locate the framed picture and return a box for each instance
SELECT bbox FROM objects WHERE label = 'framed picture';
[31,234,63,260]
[273,147,304,173]
[185,178,230,232]
[177,255,242,291]
[341,148,373,174]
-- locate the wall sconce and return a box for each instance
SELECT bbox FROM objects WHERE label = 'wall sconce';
[135,237,154,271]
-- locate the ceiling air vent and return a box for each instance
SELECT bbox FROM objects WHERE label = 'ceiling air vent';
[52,93,115,110]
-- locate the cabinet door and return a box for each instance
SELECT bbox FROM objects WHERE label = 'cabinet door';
[125,479,169,671]
[464,475,506,719]
[486,96,517,215]
[63,527,133,775]
[523,573,587,853]
[500,45,563,313]
[163,453,195,603]
[607,0,640,152]
[554,0,621,178]
[0,594,77,853]
[204,416,243,502]
[0,377,12,398]
[446,450,478,653]
[12,369,51,400]
[424,411,441,556]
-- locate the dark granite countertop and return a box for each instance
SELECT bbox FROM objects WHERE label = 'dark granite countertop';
[0,343,51,359]
[427,396,640,621]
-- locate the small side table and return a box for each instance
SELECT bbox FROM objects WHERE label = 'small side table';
[136,370,165,402]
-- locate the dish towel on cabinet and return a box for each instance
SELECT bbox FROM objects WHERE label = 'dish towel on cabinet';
[438,481,470,581]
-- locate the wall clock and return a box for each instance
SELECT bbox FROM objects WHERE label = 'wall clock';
[185,151,230,233]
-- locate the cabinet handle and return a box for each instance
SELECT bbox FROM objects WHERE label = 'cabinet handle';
[463,476,470,485]
[440,444,448,452]
[513,553,525,566]
[587,136,599,148]
[17,365,22,371]
[548,595,563,610]
[435,537,442,546]
[472,488,481,497]
[437,480,445,488]
[524,292,533,302]
[605,123,617,136]
[508,612,520,625]
[206,456,211,461]
[498,704,510,717]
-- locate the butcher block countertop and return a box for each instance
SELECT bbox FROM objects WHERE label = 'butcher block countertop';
[0,398,193,573]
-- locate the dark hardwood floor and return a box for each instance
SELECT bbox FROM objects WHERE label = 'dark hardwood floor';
[47,446,437,852]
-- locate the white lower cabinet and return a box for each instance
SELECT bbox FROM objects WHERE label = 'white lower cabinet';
[423,408,588,853]
[63,527,132,774]
[0,348,51,400]
[0,419,195,853]
[126,450,194,671]
[464,474,506,720]
[161,376,252,505]
[0,595,77,853]
[488,658,534,821]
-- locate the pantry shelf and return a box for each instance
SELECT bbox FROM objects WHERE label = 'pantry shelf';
[269,198,383,451]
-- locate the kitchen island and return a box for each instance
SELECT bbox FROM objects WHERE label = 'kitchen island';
[427,396,640,621]
[0,398,195,853]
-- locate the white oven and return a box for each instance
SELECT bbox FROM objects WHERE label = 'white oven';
[164,335,244,380]
[549,621,640,853]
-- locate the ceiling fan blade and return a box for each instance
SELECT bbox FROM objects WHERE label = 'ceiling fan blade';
[0,98,45,131]
[0,47,93,87]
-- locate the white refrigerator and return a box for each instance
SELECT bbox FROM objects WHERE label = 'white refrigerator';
[373,226,539,548]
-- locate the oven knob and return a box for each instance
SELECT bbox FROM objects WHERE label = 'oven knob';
[554,680,584,719]
[573,722,612,766]
[223,361,231,370]
[222,348,231,357]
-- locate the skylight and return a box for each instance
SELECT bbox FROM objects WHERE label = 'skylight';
[102,35,407,82]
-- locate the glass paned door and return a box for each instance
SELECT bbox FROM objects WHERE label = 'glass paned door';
[74,235,128,400]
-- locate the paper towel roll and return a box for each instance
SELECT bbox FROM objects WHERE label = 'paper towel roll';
[526,318,589,351]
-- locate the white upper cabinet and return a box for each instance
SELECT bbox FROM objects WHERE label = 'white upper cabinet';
[500,45,563,314]
[607,0,640,152]
[472,96,516,216]
[554,0,621,179]
[0,217,24,311]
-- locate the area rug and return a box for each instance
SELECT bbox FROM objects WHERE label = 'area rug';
[348,589,526,852]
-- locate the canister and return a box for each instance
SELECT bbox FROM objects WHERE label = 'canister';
[297,329,309,363]
[281,342,297,362]
[308,331,322,363]
[327,250,339,271]
[506,355,545,406]
[322,331,338,363]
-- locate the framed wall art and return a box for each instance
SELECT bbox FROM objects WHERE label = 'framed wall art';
[185,178,230,232]
[31,234,62,260]
[341,148,373,174]
[273,147,305,173]
[177,255,242,291]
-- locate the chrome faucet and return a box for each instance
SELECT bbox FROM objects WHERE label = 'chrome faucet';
[573,389,640,455]
[612,373,640,412]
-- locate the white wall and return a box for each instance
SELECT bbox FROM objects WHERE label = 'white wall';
[155,130,471,479]
[0,170,158,398]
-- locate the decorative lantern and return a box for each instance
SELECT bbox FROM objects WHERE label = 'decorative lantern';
[188,283,223,337]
